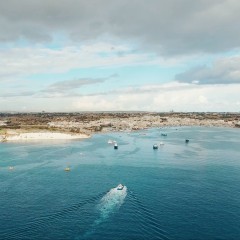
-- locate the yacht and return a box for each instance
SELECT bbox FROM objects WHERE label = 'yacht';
[117,184,124,190]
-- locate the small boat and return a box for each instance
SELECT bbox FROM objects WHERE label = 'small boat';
[185,139,189,143]
[159,141,164,146]
[117,184,124,190]
[153,144,158,149]
[161,133,167,136]
[114,143,118,149]
[64,167,71,171]
[108,139,113,144]
[9,166,14,170]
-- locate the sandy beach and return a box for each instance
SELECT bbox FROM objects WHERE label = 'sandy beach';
[0,131,90,142]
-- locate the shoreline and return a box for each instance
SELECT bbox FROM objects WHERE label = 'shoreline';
[1,124,239,143]
[0,112,239,142]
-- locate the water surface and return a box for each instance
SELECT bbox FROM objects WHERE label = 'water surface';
[0,127,240,240]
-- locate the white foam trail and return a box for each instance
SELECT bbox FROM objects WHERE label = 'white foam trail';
[96,186,127,224]
[79,186,127,239]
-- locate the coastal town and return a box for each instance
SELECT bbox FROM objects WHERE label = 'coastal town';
[0,112,239,142]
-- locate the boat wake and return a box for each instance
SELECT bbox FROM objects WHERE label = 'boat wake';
[81,185,127,239]
[95,185,127,224]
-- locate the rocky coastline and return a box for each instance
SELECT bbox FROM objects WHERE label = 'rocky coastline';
[0,112,239,141]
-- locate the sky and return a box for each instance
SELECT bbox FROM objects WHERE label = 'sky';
[0,0,240,112]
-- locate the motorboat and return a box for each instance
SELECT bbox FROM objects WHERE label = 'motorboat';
[185,139,189,143]
[108,139,113,144]
[153,144,158,149]
[161,133,167,136]
[114,143,118,149]
[64,167,71,171]
[159,141,164,146]
[117,184,124,190]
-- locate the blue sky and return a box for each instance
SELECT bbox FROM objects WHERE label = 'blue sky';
[0,0,240,112]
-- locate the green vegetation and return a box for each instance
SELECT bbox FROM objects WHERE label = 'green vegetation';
[0,128,6,134]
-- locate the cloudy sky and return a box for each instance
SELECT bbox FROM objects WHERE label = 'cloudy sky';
[1,0,240,112]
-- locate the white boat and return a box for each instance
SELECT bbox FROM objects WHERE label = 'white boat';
[117,184,124,190]
[108,139,118,144]
[64,166,71,171]
[153,144,158,149]
[159,141,164,146]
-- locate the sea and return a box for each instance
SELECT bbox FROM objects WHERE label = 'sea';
[0,127,240,240]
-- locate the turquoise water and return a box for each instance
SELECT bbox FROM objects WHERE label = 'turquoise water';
[0,127,240,240]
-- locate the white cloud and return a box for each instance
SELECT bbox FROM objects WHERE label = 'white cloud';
[69,82,240,112]
[1,1,240,55]
[1,1,239,112]
[1,74,240,112]
[0,43,162,81]
[176,56,240,84]
[1,83,239,112]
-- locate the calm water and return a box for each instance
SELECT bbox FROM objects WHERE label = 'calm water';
[0,127,240,240]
